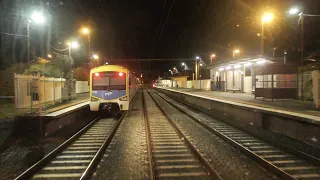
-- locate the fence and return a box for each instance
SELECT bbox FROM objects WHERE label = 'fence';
[76,81,89,94]
[14,73,75,110]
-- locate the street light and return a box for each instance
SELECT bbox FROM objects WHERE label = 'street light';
[233,49,240,57]
[211,54,216,64]
[289,8,300,15]
[47,54,52,58]
[182,62,185,66]
[261,12,274,55]
[66,41,79,57]
[27,11,45,63]
[93,54,99,59]
[31,11,45,24]
[81,27,91,59]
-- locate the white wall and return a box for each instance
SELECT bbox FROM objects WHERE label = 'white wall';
[76,81,89,94]
[186,79,211,90]
[244,76,252,93]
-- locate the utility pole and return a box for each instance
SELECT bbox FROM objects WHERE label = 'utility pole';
[27,20,31,63]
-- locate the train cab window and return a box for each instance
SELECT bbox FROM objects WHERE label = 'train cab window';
[92,71,126,90]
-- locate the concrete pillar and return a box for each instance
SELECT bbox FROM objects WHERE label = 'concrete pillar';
[252,67,256,91]
[312,70,319,108]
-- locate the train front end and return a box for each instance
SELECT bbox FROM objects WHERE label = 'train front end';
[89,65,129,113]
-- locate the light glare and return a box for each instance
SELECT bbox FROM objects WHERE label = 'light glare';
[234,64,241,69]
[218,68,224,71]
[226,66,231,70]
[244,62,252,67]
[289,8,300,15]
[31,11,45,24]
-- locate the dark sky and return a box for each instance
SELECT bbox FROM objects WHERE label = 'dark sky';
[1,0,320,77]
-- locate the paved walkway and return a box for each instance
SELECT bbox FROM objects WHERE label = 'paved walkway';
[42,93,89,115]
[165,88,320,117]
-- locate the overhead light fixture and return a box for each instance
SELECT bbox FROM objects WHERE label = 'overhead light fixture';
[256,60,266,64]
[244,62,252,67]
[226,66,231,70]
[233,64,241,69]
[218,67,224,71]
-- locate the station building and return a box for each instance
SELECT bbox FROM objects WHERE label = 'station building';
[205,56,299,100]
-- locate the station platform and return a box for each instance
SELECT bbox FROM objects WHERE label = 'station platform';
[160,87,320,123]
[43,93,89,117]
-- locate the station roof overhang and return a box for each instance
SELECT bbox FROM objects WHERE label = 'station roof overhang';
[204,55,274,70]
[169,76,189,79]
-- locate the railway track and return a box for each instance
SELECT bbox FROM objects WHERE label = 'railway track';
[151,89,320,180]
[143,89,222,179]
[15,115,125,180]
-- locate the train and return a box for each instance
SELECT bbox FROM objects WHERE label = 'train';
[89,65,140,114]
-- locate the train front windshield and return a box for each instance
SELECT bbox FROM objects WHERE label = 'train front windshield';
[92,71,126,90]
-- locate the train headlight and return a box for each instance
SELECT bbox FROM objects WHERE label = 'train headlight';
[91,97,99,102]
[119,96,128,101]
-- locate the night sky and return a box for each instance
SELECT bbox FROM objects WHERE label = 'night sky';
[1,0,320,79]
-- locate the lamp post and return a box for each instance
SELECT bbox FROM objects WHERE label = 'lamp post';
[232,49,240,58]
[92,54,99,66]
[195,56,200,80]
[288,8,320,64]
[81,27,91,59]
[210,54,216,64]
[67,41,79,58]
[261,12,273,55]
[27,11,45,63]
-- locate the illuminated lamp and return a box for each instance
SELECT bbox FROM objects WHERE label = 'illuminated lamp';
[95,72,99,77]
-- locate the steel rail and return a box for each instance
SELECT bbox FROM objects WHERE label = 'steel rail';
[142,89,156,180]
[153,89,320,180]
[80,89,140,180]
[15,116,101,180]
[146,89,222,179]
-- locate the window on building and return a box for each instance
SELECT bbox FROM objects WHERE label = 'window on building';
[256,74,297,88]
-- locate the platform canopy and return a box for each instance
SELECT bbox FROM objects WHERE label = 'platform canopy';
[204,56,274,70]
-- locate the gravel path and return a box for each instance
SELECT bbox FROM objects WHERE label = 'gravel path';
[151,90,276,180]
[0,137,65,180]
[93,90,149,179]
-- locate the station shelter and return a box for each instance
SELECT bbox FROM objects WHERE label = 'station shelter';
[170,76,189,88]
[205,56,299,100]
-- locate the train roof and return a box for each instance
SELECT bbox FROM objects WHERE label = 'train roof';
[90,65,129,73]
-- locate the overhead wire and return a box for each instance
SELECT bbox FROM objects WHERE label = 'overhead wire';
[157,0,176,43]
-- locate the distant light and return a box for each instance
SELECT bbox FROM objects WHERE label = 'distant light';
[93,54,99,59]
[215,71,219,76]
[241,71,244,75]
[95,72,99,77]
[256,60,266,65]
[182,62,185,66]
[82,28,89,34]
[218,68,224,71]
[70,41,79,49]
[257,33,261,36]
[236,24,240,27]
[105,62,109,65]
[233,64,241,69]
[200,63,203,66]
[289,8,300,15]
[47,54,52,58]
[140,74,143,78]
[196,56,200,60]
[119,72,123,76]
[226,66,231,70]
[31,11,45,24]
[173,67,177,70]
[262,12,273,23]
[234,49,240,53]
[244,62,252,67]
[211,54,216,58]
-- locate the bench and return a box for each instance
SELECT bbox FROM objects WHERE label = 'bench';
[227,88,240,93]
